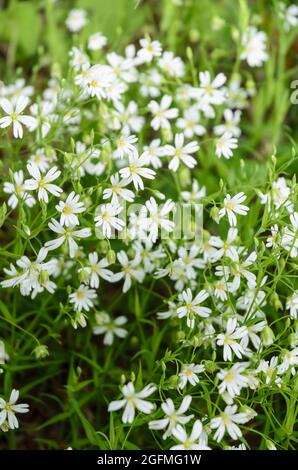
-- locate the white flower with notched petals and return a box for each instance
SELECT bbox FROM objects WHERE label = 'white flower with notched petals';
[69,285,96,312]
[4,170,35,209]
[94,203,124,238]
[141,139,166,169]
[278,348,298,375]
[178,363,205,389]
[148,95,178,130]
[113,251,144,293]
[93,311,127,345]
[45,219,91,258]
[114,134,137,159]
[197,71,226,106]
[0,389,29,430]
[0,96,37,138]
[84,252,114,288]
[119,153,156,191]
[171,420,211,450]
[141,197,174,243]
[215,132,238,159]
[137,38,162,63]
[165,133,199,172]
[176,107,206,139]
[149,395,194,439]
[103,173,135,205]
[108,382,156,424]
[177,288,211,328]
[25,164,62,203]
[217,318,247,361]
[214,109,242,137]
[56,191,86,227]
[181,180,206,202]
[210,405,252,442]
[217,363,248,398]
[218,192,249,226]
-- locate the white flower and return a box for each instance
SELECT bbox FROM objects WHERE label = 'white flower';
[158,51,184,78]
[217,318,247,361]
[0,96,36,138]
[0,389,29,430]
[113,251,144,293]
[240,27,268,67]
[84,252,114,288]
[176,107,206,139]
[178,363,205,389]
[3,170,35,209]
[278,3,298,31]
[88,32,107,50]
[94,203,124,238]
[114,134,137,159]
[181,180,206,202]
[65,9,87,32]
[137,38,162,63]
[214,109,242,137]
[93,312,127,345]
[171,420,211,450]
[215,132,238,159]
[287,291,298,320]
[217,363,248,398]
[141,197,174,243]
[119,153,156,191]
[141,139,166,169]
[148,95,178,130]
[210,405,251,442]
[25,164,62,203]
[108,382,156,424]
[278,348,298,375]
[177,288,211,328]
[45,219,91,257]
[56,191,85,227]
[69,285,96,312]
[103,173,135,205]
[219,192,249,226]
[209,228,239,261]
[164,133,199,172]
[149,395,194,439]
[197,71,226,106]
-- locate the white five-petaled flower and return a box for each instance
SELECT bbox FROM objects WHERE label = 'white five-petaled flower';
[197,71,227,106]
[0,389,29,430]
[108,382,156,424]
[113,251,144,293]
[45,219,91,258]
[215,132,238,159]
[84,252,114,288]
[3,170,36,209]
[217,363,248,398]
[177,288,211,328]
[171,420,211,450]
[141,197,174,243]
[210,404,252,442]
[148,95,178,130]
[119,153,156,191]
[69,284,97,312]
[114,134,137,158]
[0,96,36,138]
[165,133,199,172]
[94,203,124,238]
[286,291,298,320]
[25,164,62,203]
[217,318,247,361]
[218,192,249,226]
[93,311,128,345]
[103,173,135,205]
[56,191,86,227]
[65,9,87,32]
[137,38,162,63]
[178,363,205,389]
[149,395,194,439]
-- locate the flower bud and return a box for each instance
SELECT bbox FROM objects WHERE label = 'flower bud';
[79,268,90,284]
[33,345,49,359]
[261,325,275,347]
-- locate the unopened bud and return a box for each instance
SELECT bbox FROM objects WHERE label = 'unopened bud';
[261,325,275,347]
[33,344,49,359]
